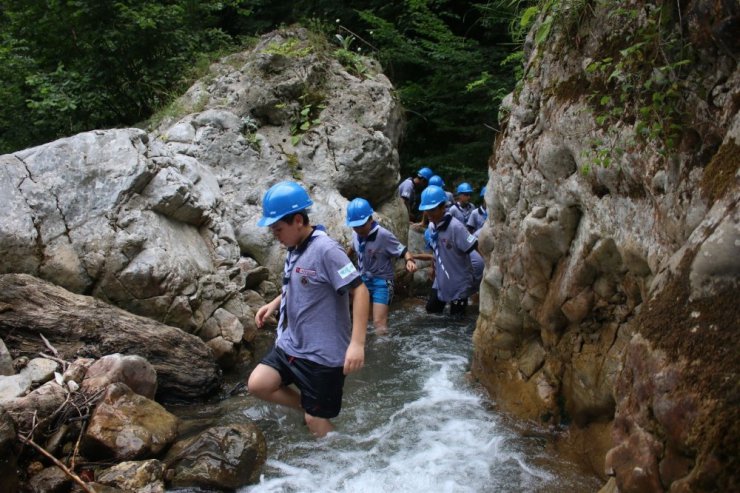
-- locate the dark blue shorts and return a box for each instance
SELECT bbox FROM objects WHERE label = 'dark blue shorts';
[260,346,345,419]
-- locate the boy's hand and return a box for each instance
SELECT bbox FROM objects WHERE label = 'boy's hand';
[343,341,365,375]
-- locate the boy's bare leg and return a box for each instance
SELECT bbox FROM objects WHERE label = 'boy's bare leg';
[247,364,301,410]
[373,303,389,334]
[305,414,334,437]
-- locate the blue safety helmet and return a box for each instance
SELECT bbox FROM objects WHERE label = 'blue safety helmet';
[417,167,434,180]
[456,182,473,195]
[480,186,487,197]
[419,185,447,211]
[346,197,374,227]
[257,181,313,227]
[428,175,445,188]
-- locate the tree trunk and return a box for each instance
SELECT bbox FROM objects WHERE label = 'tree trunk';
[0,274,221,400]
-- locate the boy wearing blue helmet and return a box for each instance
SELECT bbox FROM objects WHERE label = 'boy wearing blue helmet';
[428,175,454,209]
[466,185,488,234]
[398,167,433,220]
[418,185,478,315]
[449,182,475,225]
[346,198,417,334]
[249,181,370,437]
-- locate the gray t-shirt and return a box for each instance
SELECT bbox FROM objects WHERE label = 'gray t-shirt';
[398,177,415,202]
[449,202,474,224]
[352,224,407,280]
[428,214,478,302]
[467,206,487,232]
[277,231,361,367]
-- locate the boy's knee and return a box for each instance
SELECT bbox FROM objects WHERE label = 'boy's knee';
[247,373,272,398]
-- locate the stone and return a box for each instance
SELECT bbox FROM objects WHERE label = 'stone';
[28,466,69,493]
[81,354,158,400]
[2,381,67,436]
[517,340,546,379]
[206,336,238,369]
[561,288,594,324]
[96,460,166,493]
[83,383,178,460]
[0,408,18,493]
[0,357,58,403]
[243,266,270,290]
[0,338,13,376]
[605,425,664,493]
[165,423,267,490]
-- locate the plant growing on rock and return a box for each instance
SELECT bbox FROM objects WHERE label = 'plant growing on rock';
[277,91,326,146]
[583,2,693,166]
[262,37,313,58]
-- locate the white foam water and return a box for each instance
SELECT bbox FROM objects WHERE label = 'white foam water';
[236,305,596,493]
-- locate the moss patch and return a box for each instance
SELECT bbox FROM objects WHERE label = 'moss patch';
[548,74,590,104]
[635,252,739,489]
[699,140,739,204]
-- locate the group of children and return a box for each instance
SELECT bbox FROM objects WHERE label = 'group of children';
[248,174,488,437]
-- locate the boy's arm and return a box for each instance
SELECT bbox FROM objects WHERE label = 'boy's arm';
[344,282,369,375]
[255,294,281,328]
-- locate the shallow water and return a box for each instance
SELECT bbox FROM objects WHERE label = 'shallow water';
[171,301,601,493]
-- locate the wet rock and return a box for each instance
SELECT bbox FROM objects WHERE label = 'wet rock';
[0,408,18,493]
[206,336,238,369]
[0,357,59,403]
[28,466,71,493]
[202,308,244,344]
[165,423,267,490]
[81,354,157,400]
[243,266,270,290]
[560,288,594,324]
[2,381,67,438]
[689,209,740,299]
[605,424,664,493]
[83,383,178,460]
[96,460,166,493]
[0,338,13,376]
[517,340,546,379]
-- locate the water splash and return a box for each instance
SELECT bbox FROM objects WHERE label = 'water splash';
[238,306,587,493]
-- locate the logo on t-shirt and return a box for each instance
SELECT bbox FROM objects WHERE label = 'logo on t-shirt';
[337,262,357,279]
[295,267,316,276]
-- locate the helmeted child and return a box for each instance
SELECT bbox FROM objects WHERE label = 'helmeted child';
[419,185,478,316]
[398,167,433,220]
[249,181,370,437]
[346,198,417,334]
[466,186,488,234]
[428,175,454,209]
[449,182,475,225]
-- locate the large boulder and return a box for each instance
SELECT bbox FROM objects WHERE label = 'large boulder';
[0,28,406,358]
[473,0,739,488]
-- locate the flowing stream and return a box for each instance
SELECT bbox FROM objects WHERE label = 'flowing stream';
[171,301,601,493]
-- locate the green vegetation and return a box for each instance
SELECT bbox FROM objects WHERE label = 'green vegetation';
[0,0,521,187]
[582,2,693,169]
[0,0,243,153]
[261,37,314,58]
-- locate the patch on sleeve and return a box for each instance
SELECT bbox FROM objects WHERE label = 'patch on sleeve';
[396,244,405,254]
[337,262,357,279]
[466,234,476,244]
